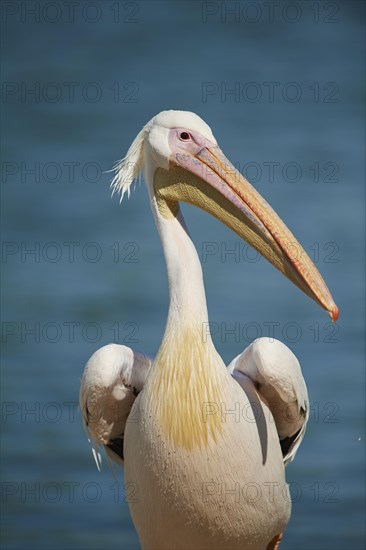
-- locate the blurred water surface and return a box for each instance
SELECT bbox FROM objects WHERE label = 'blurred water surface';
[1,1,365,549]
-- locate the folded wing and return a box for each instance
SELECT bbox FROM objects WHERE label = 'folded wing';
[228,338,309,466]
[79,344,152,469]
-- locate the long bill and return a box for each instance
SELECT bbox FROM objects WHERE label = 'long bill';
[154,144,338,322]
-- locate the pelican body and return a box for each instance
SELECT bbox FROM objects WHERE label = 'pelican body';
[80,111,338,550]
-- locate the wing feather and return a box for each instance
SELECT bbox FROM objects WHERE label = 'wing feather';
[229,337,309,466]
[79,344,152,468]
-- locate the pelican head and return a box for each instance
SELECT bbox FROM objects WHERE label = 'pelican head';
[112,110,338,321]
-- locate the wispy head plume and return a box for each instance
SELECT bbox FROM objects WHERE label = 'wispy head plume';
[110,126,147,202]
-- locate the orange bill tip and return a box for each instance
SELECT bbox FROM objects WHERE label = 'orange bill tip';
[330,305,339,322]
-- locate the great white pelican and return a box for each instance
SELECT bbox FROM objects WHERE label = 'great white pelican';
[80,110,338,550]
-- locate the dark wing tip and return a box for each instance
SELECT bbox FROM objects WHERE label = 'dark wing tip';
[280,428,302,458]
[106,436,124,463]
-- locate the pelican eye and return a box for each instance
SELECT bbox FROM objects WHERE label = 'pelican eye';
[179,131,191,141]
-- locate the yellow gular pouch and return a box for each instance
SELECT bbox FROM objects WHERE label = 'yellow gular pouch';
[146,327,229,450]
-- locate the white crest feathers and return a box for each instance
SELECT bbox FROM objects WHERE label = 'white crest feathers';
[110,125,147,201]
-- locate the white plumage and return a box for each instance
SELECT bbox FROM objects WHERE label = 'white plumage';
[229,338,309,466]
[80,338,308,470]
[80,110,337,549]
[80,344,151,468]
